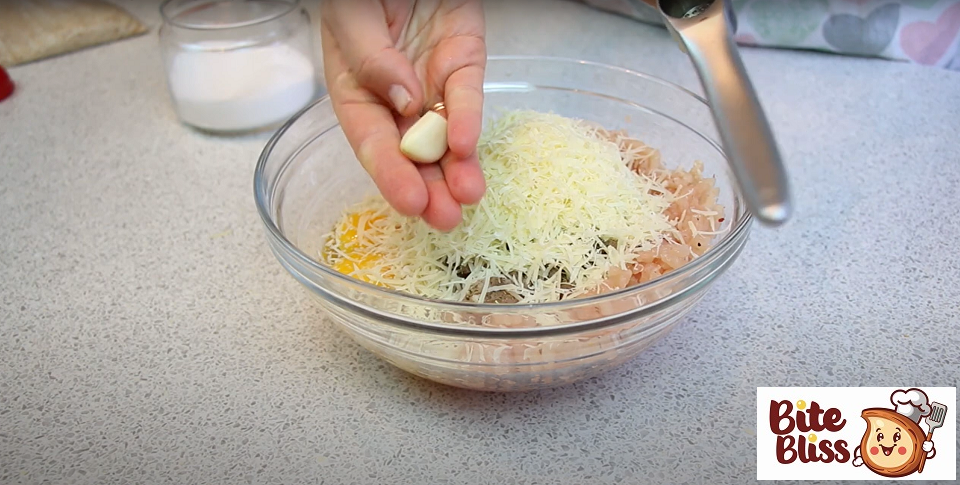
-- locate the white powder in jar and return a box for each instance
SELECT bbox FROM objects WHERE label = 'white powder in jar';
[167,41,317,132]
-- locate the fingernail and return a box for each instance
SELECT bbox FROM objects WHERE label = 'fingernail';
[388,85,411,113]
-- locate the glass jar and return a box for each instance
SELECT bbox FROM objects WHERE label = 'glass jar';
[159,0,319,134]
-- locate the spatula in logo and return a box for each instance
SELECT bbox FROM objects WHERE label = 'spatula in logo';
[918,402,947,473]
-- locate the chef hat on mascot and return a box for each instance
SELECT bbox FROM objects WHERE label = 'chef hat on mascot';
[890,388,931,424]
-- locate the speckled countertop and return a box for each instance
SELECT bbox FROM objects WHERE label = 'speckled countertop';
[1,1,958,484]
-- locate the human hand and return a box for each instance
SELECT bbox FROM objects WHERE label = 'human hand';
[922,440,934,453]
[320,0,487,231]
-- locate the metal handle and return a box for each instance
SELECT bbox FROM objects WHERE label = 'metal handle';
[661,1,792,226]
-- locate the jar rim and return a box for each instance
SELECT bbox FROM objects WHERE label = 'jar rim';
[160,0,301,31]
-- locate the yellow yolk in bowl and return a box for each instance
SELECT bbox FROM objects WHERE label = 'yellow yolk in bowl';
[331,211,389,286]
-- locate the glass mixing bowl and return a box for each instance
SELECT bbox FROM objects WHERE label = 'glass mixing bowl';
[254,56,752,392]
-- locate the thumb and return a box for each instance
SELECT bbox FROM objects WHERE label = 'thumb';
[320,1,424,117]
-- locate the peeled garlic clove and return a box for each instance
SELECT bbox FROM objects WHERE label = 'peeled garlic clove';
[400,110,448,164]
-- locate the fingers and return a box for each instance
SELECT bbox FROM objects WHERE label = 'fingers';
[400,113,478,227]
[440,150,485,205]
[321,0,424,117]
[355,121,429,218]
[439,60,487,205]
[418,164,463,231]
[322,23,428,217]
[320,0,488,229]
[443,63,485,158]
[419,1,485,156]
[421,9,487,207]
[425,32,486,157]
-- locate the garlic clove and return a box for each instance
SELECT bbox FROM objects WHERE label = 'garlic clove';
[400,110,448,164]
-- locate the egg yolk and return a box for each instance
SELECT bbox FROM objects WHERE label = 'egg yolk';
[337,211,382,249]
[332,211,389,286]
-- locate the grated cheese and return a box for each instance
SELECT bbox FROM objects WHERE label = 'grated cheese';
[323,110,677,303]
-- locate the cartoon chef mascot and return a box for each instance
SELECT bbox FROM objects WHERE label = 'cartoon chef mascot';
[853,389,936,478]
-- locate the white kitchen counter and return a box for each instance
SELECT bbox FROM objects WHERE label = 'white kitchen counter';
[1,1,958,484]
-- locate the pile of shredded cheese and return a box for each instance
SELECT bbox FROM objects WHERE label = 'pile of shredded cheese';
[323,110,678,303]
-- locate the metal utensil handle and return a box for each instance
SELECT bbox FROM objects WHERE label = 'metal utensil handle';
[675,10,792,225]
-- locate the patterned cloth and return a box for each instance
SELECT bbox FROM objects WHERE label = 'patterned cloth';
[577,0,960,71]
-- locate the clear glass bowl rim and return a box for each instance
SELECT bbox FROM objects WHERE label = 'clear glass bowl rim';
[254,55,753,317]
[160,0,301,31]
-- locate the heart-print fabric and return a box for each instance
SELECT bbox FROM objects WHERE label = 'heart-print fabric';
[576,0,960,71]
